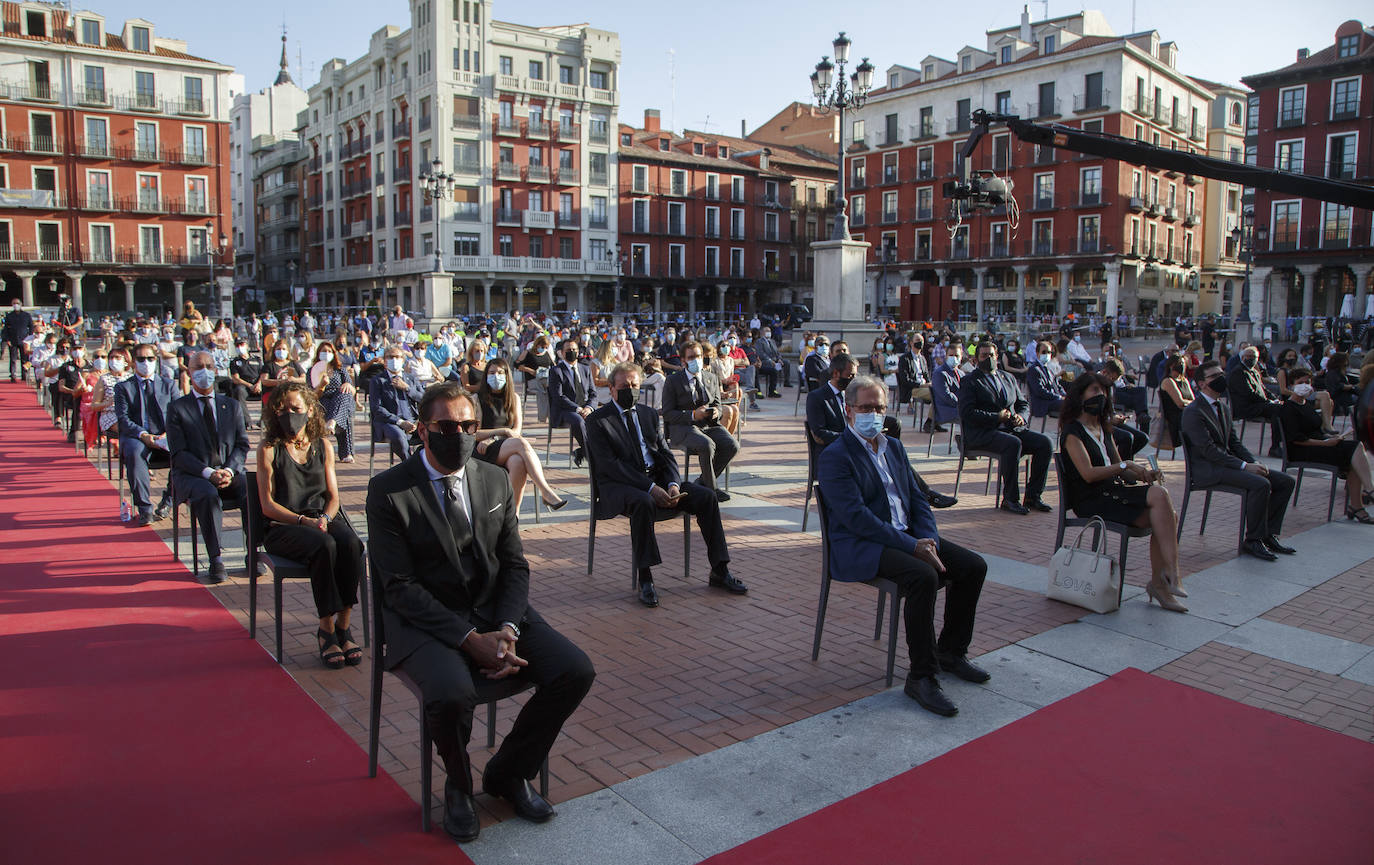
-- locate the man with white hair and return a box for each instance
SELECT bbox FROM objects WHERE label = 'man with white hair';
[1227,345,1284,458]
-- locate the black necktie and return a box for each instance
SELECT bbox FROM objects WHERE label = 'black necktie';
[572,365,586,404]
[1213,398,1225,426]
[441,476,473,551]
[200,396,220,463]
[624,410,647,471]
[693,376,706,405]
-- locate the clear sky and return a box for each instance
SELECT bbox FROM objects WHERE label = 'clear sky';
[97,0,1359,133]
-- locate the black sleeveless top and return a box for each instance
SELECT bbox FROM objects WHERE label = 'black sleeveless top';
[1059,421,1122,509]
[270,440,328,516]
[480,397,511,431]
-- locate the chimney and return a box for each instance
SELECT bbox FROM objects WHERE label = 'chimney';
[1020,5,1033,43]
[1296,48,1310,61]
[741,118,747,137]
[644,108,660,132]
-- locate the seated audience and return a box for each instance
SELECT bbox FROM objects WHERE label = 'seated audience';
[1158,355,1193,450]
[369,346,420,462]
[255,381,365,669]
[957,340,1052,515]
[1182,361,1296,562]
[1227,345,1284,458]
[817,374,990,717]
[929,340,963,432]
[1326,352,1359,415]
[999,337,1028,381]
[1280,368,1373,524]
[1059,374,1186,610]
[547,337,597,466]
[474,358,567,512]
[1027,341,1066,419]
[309,341,357,462]
[114,342,178,525]
[167,351,250,583]
[661,340,737,501]
[586,362,746,608]
[1098,358,1149,459]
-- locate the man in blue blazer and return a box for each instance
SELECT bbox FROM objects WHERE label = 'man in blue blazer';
[818,374,990,718]
[114,342,180,526]
[369,345,421,461]
[547,337,596,466]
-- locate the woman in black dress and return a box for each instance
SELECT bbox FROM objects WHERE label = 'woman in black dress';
[1158,354,1192,450]
[474,357,566,513]
[1060,373,1188,611]
[1280,367,1373,523]
[254,381,365,668]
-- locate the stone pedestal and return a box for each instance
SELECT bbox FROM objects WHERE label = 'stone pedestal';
[417,272,454,329]
[808,236,872,343]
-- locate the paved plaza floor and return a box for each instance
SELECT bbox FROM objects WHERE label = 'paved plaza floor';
[105,376,1374,862]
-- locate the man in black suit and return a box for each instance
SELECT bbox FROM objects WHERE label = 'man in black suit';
[366,382,594,844]
[166,351,249,583]
[802,336,832,390]
[1182,361,1296,562]
[586,362,747,608]
[369,345,421,461]
[1227,345,1284,459]
[660,340,737,501]
[3,298,33,382]
[115,342,179,526]
[896,333,931,415]
[547,337,596,466]
[957,341,1052,515]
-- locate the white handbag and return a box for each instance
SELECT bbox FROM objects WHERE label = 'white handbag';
[1047,516,1121,614]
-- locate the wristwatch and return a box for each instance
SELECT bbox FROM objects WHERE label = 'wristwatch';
[1118,461,1128,473]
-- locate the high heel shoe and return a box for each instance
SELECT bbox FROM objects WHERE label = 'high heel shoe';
[1145,580,1188,613]
[1345,506,1374,524]
[542,494,569,511]
[1163,573,1188,598]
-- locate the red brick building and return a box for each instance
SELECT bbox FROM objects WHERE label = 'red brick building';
[1241,20,1374,334]
[617,109,800,319]
[0,4,234,316]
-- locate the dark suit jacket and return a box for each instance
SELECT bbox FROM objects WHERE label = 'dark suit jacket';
[113,374,179,439]
[932,364,961,412]
[897,351,929,401]
[166,392,249,480]
[660,368,723,443]
[366,453,534,670]
[957,368,1029,448]
[1027,361,1065,416]
[585,402,681,517]
[803,352,830,387]
[547,360,595,427]
[817,431,938,582]
[806,383,846,446]
[3,308,33,343]
[1180,395,1253,486]
[368,372,420,429]
[1227,364,1273,418]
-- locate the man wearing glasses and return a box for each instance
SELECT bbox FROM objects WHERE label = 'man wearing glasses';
[817,375,990,718]
[366,382,594,844]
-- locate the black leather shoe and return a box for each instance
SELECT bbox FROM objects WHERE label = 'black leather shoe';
[572,447,585,467]
[1243,539,1278,561]
[442,779,480,843]
[638,581,659,607]
[483,774,556,823]
[904,674,958,717]
[1263,535,1297,555]
[1268,447,1283,459]
[152,504,170,522]
[1000,500,1030,515]
[715,488,731,503]
[1023,498,1052,513]
[708,569,748,594]
[134,512,153,527]
[926,492,958,509]
[937,653,992,684]
[206,561,228,584]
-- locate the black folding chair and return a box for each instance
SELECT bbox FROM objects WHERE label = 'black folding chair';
[1176,442,1251,556]
[1052,452,1151,608]
[584,442,690,590]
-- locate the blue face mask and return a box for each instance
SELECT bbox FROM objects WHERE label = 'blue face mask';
[190,368,216,390]
[686,358,702,375]
[946,355,959,368]
[852,411,884,440]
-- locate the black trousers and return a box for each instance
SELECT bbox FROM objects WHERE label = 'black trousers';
[599,477,729,574]
[674,424,737,490]
[555,411,587,451]
[978,428,1051,503]
[374,421,410,462]
[1211,466,1295,541]
[399,623,594,794]
[174,470,246,558]
[1113,424,1149,460]
[4,340,23,381]
[877,538,987,678]
[263,514,364,618]
[229,384,254,426]
[758,365,779,394]
[120,436,169,513]
[1235,401,1282,448]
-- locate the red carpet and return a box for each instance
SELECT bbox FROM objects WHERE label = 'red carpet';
[703,668,1374,865]
[0,387,471,865]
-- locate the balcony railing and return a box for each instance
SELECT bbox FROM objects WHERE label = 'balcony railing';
[589,170,609,186]
[497,118,521,136]
[588,215,609,229]
[1277,111,1304,128]
[496,208,523,224]
[0,79,59,102]
[588,127,609,145]
[557,122,580,142]
[393,210,412,226]
[1189,121,1206,142]
[1072,89,1110,112]
[495,162,521,181]
[451,160,481,176]
[525,164,550,182]
[417,115,432,133]
[75,86,109,106]
[452,114,482,131]
[525,119,549,138]
[393,120,411,139]
[1028,98,1062,120]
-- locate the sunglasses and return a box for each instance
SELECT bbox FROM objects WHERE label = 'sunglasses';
[425,419,479,435]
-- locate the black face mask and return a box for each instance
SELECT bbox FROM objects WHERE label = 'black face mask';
[615,387,639,410]
[564,349,579,363]
[834,375,854,392]
[1204,375,1226,396]
[978,357,995,374]
[425,429,475,472]
[281,411,308,438]
[1082,395,1107,416]
[1242,356,1257,368]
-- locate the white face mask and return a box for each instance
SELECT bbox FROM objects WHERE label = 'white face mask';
[317,352,334,365]
[92,357,107,370]
[1292,383,1314,398]
[386,358,405,373]
[135,359,157,377]
[109,358,126,373]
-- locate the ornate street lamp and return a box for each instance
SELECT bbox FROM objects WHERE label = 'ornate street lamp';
[810,32,874,240]
[420,158,455,274]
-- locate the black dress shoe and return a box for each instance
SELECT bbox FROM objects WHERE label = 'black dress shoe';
[926,492,958,509]
[483,774,556,823]
[708,569,748,594]
[638,581,659,607]
[1242,539,1278,561]
[715,489,731,503]
[152,504,170,522]
[572,447,585,467]
[937,653,991,684]
[1000,500,1030,515]
[932,424,948,433]
[1023,498,1052,513]
[1268,447,1283,459]
[134,512,153,527]
[1263,535,1297,555]
[442,779,480,843]
[206,561,228,584]
[904,674,958,717]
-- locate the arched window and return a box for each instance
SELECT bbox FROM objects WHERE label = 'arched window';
[1230,103,1242,126]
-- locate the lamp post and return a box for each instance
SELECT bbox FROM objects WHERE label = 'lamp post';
[810,32,874,240]
[287,260,296,319]
[204,220,228,318]
[1232,209,1254,325]
[420,158,455,274]
[607,241,625,318]
[877,238,895,319]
